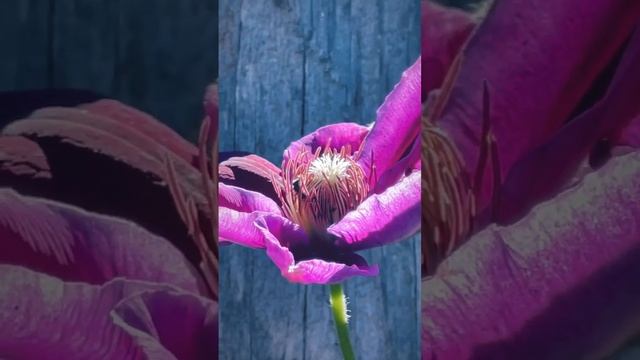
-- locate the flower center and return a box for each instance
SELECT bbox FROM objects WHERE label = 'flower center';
[276,146,369,232]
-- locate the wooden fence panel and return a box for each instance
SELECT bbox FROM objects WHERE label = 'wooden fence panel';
[219,1,421,359]
[0,1,51,90]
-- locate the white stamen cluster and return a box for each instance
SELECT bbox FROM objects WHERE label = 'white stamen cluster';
[308,153,352,186]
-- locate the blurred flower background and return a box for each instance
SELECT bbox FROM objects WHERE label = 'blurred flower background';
[423,0,640,359]
[0,2,218,359]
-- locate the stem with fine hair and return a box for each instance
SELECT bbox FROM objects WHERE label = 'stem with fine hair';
[329,283,355,360]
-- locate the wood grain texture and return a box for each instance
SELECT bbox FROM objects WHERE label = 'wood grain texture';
[219,1,421,359]
[0,0,218,141]
[0,1,51,90]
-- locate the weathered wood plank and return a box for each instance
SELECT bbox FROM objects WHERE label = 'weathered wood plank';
[219,1,420,359]
[50,0,120,94]
[112,0,218,141]
[220,1,308,358]
[0,1,51,90]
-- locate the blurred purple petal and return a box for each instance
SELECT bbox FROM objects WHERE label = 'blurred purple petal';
[19,106,205,200]
[0,188,205,295]
[358,59,421,186]
[0,136,51,197]
[423,151,640,359]
[24,106,200,185]
[496,27,640,225]
[113,288,218,360]
[617,114,640,148]
[330,171,420,251]
[436,0,640,209]
[0,265,215,360]
[78,100,199,166]
[2,110,210,264]
[422,1,475,99]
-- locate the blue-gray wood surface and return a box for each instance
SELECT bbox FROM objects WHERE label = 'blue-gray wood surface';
[219,1,421,359]
[0,0,218,141]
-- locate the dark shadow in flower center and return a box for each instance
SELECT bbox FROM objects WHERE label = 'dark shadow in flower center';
[287,232,367,267]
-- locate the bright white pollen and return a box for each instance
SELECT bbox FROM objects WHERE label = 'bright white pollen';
[308,153,351,184]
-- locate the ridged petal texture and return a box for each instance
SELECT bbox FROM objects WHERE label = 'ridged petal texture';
[0,266,217,360]
[0,92,218,359]
[435,0,640,210]
[422,151,640,359]
[0,188,204,294]
[1,99,212,264]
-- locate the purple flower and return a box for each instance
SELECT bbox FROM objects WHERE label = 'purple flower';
[219,59,422,284]
[422,0,640,358]
[0,91,218,359]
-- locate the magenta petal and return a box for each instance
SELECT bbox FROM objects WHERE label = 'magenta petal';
[256,214,378,284]
[282,122,369,163]
[219,182,281,214]
[0,265,216,359]
[0,188,205,295]
[423,151,640,359]
[255,214,311,269]
[618,114,640,148]
[218,207,266,249]
[219,154,281,203]
[358,58,421,186]
[112,288,217,360]
[374,136,421,194]
[496,27,640,225]
[422,1,475,98]
[220,154,280,181]
[283,258,379,284]
[218,182,280,248]
[330,171,420,251]
[436,0,640,210]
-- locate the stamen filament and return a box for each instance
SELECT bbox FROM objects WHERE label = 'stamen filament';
[275,146,369,233]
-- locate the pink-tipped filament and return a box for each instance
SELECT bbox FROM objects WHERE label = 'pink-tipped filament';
[422,80,501,276]
[422,114,475,275]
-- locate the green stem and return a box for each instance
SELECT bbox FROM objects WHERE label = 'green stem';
[329,283,355,360]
